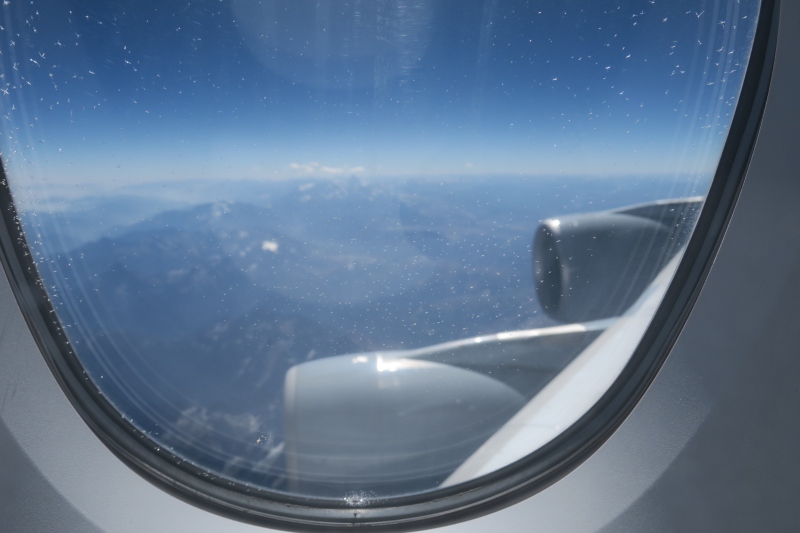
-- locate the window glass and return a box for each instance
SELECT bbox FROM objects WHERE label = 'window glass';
[0,0,760,501]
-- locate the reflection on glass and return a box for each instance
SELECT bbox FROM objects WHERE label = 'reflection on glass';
[0,0,759,500]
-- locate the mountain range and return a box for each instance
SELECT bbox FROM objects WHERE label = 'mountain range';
[20,175,702,488]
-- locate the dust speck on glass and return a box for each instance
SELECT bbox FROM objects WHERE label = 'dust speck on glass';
[0,0,759,500]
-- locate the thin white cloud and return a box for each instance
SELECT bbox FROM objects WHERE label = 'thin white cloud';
[320,166,344,174]
[289,162,321,173]
[289,162,365,175]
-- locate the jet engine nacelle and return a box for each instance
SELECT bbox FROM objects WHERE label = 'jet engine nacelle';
[533,198,702,323]
[284,352,524,498]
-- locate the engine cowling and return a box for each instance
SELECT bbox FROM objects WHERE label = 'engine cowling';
[533,198,702,323]
[284,352,524,498]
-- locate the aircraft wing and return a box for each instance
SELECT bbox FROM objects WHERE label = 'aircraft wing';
[282,198,702,497]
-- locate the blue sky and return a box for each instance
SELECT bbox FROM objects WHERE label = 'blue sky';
[0,0,760,198]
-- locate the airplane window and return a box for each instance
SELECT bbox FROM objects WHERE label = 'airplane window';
[0,0,763,523]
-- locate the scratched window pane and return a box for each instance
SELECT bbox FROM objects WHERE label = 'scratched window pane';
[0,0,759,500]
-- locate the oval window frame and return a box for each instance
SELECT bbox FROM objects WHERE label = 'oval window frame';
[0,0,779,529]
